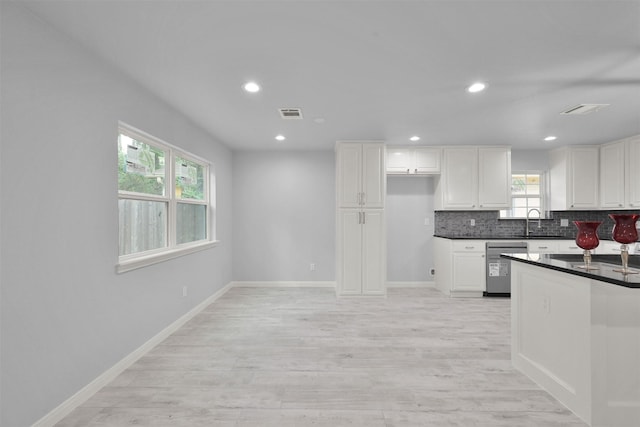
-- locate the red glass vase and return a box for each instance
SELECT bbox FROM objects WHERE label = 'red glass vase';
[609,214,640,244]
[574,221,601,270]
[609,214,639,274]
[574,221,601,250]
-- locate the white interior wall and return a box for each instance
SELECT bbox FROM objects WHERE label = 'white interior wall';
[0,4,233,426]
[386,176,435,282]
[232,151,336,282]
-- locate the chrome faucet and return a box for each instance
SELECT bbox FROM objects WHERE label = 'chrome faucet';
[526,208,542,237]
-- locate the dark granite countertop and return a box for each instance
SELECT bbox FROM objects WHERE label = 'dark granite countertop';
[502,253,640,289]
[433,234,575,240]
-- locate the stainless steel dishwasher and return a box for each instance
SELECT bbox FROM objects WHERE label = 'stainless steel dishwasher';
[485,242,528,297]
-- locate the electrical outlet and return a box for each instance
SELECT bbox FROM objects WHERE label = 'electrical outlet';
[182,286,188,297]
[470,219,476,226]
[561,218,569,227]
[310,263,316,271]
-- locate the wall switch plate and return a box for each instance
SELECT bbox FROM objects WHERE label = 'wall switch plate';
[561,219,569,227]
[182,286,188,297]
[310,263,316,271]
[470,219,476,226]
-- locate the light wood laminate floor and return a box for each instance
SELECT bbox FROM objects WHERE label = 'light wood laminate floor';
[56,287,588,426]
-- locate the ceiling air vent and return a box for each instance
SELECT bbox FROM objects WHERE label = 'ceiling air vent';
[278,108,303,119]
[561,104,610,115]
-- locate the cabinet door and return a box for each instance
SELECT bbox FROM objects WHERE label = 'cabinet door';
[362,144,385,208]
[569,147,599,209]
[337,210,363,295]
[627,138,640,208]
[414,148,441,174]
[600,141,626,209]
[442,148,478,209]
[452,252,485,291]
[361,210,386,295]
[478,147,511,209]
[386,148,412,174]
[337,144,362,208]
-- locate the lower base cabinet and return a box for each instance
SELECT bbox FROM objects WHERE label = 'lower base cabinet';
[434,238,486,297]
[337,209,386,296]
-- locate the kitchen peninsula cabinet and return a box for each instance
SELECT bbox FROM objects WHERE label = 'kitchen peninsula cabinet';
[435,146,510,210]
[386,147,441,175]
[600,135,640,209]
[336,141,386,296]
[549,146,599,210]
[507,254,640,426]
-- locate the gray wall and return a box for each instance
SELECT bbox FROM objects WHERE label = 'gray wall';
[232,151,336,281]
[386,177,435,282]
[511,149,549,171]
[1,4,233,426]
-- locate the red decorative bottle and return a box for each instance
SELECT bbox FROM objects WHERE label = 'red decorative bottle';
[574,221,601,270]
[609,213,640,274]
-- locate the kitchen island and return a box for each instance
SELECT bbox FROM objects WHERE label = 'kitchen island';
[503,253,640,427]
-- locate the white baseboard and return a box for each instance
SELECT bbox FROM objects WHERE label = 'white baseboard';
[32,282,234,427]
[231,281,336,288]
[386,281,435,288]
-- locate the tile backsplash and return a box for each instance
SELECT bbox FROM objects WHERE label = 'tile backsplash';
[434,210,640,240]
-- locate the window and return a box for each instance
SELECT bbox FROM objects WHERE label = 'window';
[117,123,215,272]
[500,172,544,219]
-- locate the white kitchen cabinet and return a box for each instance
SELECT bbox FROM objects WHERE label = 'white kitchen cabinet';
[527,240,558,254]
[337,141,385,209]
[386,147,441,175]
[452,242,486,294]
[336,141,386,297]
[556,240,583,254]
[433,238,486,297]
[478,146,512,209]
[628,137,640,207]
[337,210,386,296]
[435,146,510,210]
[549,146,599,210]
[600,135,640,209]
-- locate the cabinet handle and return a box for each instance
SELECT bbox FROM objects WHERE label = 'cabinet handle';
[362,212,366,224]
[406,168,410,173]
[465,246,475,249]
[414,168,418,173]
[361,192,366,205]
[619,204,624,207]
[472,204,476,208]
[539,246,548,249]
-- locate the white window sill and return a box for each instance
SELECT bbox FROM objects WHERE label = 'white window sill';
[117,240,220,273]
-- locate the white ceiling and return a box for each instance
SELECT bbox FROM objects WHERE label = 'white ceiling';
[20,0,640,151]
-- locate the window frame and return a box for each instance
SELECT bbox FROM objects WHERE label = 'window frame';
[117,122,217,273]
[499,171,546,219]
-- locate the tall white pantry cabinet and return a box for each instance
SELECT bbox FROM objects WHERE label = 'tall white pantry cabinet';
[336,141,386,296]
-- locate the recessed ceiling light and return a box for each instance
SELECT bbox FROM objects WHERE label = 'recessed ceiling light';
[467,82,486,93]
[409,136,420,142]
[544,136,557,141]
[243,81,261,93]
[275,134,285,141]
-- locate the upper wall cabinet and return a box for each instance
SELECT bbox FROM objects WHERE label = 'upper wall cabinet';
[336,141,386,209]
[386,147,441,175]
[549,146,599,210]
[435,146,511,210]
[600,136,640,209]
